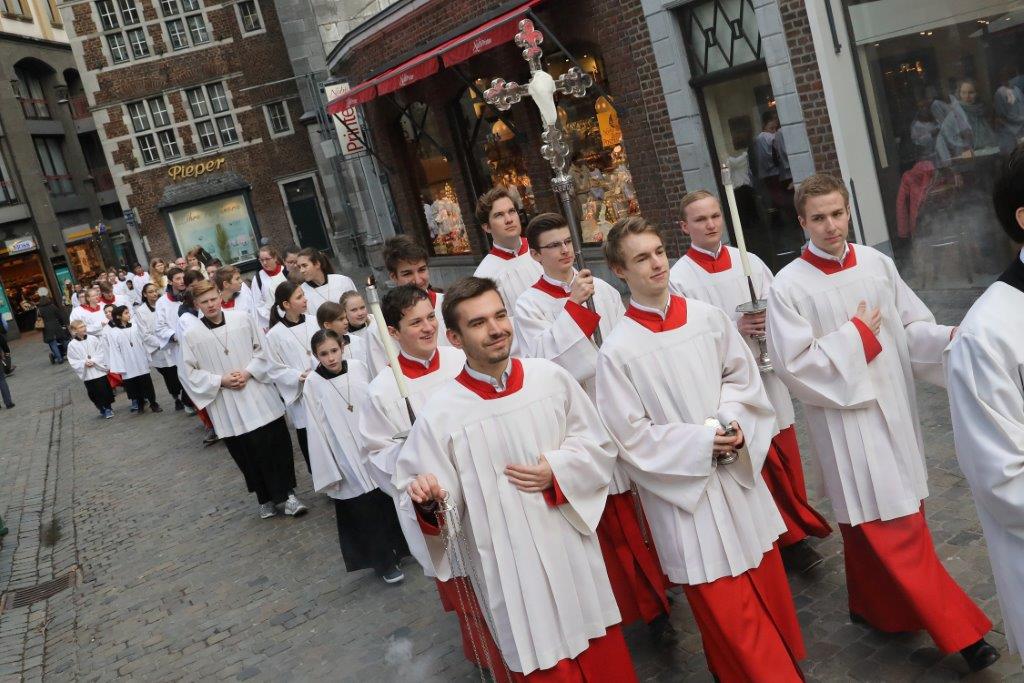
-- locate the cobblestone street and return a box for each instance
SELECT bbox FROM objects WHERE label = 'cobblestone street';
[0,287,1020,681]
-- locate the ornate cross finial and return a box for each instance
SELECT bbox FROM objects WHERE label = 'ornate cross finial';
[556,67,593,98]
[515,19,544,71]
[483,77,526,112]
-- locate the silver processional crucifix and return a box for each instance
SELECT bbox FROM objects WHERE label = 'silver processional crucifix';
[483,19,603,343]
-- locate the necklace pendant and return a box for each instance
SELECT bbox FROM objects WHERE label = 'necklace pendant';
[224,348,230,355]
[347,404,354,412]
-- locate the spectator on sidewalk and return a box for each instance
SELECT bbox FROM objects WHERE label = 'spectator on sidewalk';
[37,289,69,364]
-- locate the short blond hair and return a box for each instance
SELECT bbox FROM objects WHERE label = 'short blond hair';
[795,174,850,216]
[679,190,717,221]
[190,280,217,300]
[603,216,662,270]
[69,319,86,331]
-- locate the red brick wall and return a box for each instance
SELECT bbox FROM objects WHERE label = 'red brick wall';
[778,0,840,178]
[339,0,687,256]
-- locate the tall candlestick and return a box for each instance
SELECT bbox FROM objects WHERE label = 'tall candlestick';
[365,278,415,422]
[720,163,754,278]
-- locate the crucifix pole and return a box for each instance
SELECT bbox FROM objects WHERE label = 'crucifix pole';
[484,19,602,345]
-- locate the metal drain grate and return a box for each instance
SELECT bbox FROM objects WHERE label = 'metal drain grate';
[0,566,81,612]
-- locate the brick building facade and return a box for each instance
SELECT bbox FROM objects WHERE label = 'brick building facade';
[60,0,332,268]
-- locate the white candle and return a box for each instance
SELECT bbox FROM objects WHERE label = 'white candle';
[365,282,410,399]
[720,163,753,278]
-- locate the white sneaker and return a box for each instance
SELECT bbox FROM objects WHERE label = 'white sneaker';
[282,494,307,517]
[258,502,278,519]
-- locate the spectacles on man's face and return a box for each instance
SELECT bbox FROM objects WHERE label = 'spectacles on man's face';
[539,238,574,251]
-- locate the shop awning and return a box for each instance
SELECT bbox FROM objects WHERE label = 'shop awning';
[326,0,542,114]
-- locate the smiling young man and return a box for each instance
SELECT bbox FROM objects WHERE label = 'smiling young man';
[595,217,804,682]
[395,276,633,681]
[382,235,449,346]
[472,186,542,314]
[514,213,675,643]
[669,191,831,572]
[767,173,998,671]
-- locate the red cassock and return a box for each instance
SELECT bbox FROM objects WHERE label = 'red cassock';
[763,426,832,546]
[840,505,991,653]
[596,492,670,625]
[683,546,806,683]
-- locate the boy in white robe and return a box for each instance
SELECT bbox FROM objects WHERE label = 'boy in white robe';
[670,191,832,572]
[396,276,635,681]
[181,280,307,520]
[514,213,674,639]
[767,173,998,671]
[304,329,409,584]
[595,217,804,682]
[472,186,542,315]
[67,319,114,418]
[946,148,1024,659]
[382,234,449,346]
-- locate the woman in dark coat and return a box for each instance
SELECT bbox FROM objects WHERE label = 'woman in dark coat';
[36,293,70,363]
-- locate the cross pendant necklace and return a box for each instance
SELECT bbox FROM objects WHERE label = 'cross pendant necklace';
[285,318,312,357]
[209,326,231,356]
[326,370,354,411]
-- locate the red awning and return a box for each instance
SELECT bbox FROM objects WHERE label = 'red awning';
[326,0,541,115]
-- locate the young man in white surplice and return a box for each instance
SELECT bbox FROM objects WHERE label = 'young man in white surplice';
[382,234,450,346]
[180,280,308,520]
[946,148,1024,661]
[472,186,542,314]
[767,174,998,672]
[396,277,636,681]
[295,248,356,320]
[595,217,804,682]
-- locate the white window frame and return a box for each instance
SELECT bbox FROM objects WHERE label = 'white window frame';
[126,26,150,58]
[263,100,293,139]
[185,82,240,151]
[234,0,265,35]
[127,95,180,165]
[106,33,130,63]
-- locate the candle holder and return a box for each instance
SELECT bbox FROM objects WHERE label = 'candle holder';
[705,417,739,465]
[736,298,773,374]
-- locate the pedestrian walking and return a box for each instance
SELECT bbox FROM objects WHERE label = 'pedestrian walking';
[36,291,70,364]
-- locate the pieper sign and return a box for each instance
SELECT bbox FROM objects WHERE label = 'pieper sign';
[168,157,226,180]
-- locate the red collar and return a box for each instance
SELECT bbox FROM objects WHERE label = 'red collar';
[456,358,524,399]
[263,264,283,277]
[488,237,529,260]
[800,244,857,274]
[426,289,438,308]
[531,276,569,299]
[81,304,100,313]
[221,298,235,309]
[397,350,440,379]
[686,246,732,274]
[625,295,688,332]
[100,295,116,305]
[166,292,176,302]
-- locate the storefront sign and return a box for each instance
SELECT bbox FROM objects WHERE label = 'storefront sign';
[166,194,257,265]
[62,224,94,243]
[324,83,367,157]
[168,157,226,181]
[5,237,36,254]
[123,208,138,231]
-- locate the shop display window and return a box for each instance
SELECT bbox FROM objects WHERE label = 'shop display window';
[396,101,473,256]
[844,0,1024,289]
[166,194,259,265]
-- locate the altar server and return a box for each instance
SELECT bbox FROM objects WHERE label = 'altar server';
[946,148,1024,659]
[595,217,803,681]
[472,186,542,313]
[265,281,319,472]
[67,319,114,418]
[181,280,307,519]
[251,246,289,331]
[315,302,368,364]
[397,276,634,681]
[383,235,449,346]
[515,213,673,638]
[343,291,387,375]
[70,287,109,336]
[296,248,356,319]
[766,173,998,671]
[215,266,258,327]
[106,305,162,414]
[135,283,186,410]
[670,191,831,570]
[304,329,408,584]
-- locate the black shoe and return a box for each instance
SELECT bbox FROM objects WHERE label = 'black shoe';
[150,403,163,413]
[4,366,15,376]
[202,428,219,446]
[960,639,1000,672]
[2,403,12,409]
[380,565,405,584]
[174,399,184,411]
[849,611,870,626]
[780,539,825,573]
[647,613,678,647]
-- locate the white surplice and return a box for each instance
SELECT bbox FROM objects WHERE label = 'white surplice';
[250,267,289,331]
[394,358,620,675]
[670,246,795,429]
[67,335,108,381]
[153,293,182,365]
[767,244,952,525]
[302,360,379,499]
[132,302,174,368]
[265,317,319,429]
[300,273,357,319]
[473,238,543,313]
[70,305,108,336]
[596,295,783,585]
[358,346,466,576]
[180,310,289,437]
[105,324,152,379]
[945,277,1024,654]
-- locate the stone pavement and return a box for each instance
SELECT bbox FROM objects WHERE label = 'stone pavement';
[0,286,1020,681]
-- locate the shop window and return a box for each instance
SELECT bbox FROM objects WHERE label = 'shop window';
[127,95,180,165]
[396,101,472,256]
[33,137,74,196]
[543,49,640,244]
[844,0,1024,289]
[236,0,262,33]
[166,194,259,265]
[453,82,535,215]
[185,83,238,150]
[13,69,49,119]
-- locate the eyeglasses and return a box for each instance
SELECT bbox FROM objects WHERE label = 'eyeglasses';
[539,238,574,251]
